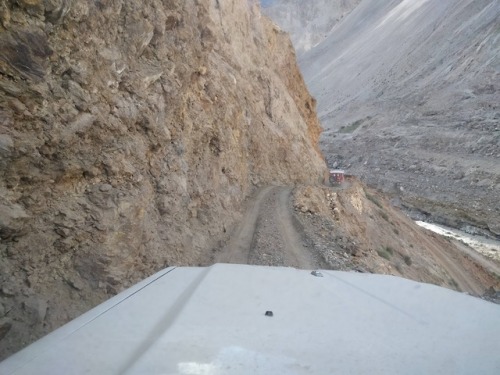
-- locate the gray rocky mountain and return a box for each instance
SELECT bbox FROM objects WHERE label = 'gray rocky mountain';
[262,0,361,55]
[269,0,500,237]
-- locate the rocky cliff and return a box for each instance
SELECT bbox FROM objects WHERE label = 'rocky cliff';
[0,0,326,358]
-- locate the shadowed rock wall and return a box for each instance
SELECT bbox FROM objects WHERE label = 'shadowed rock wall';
[0,0,326,358]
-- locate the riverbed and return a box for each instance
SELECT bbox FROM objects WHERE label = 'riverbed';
[416,221,500,262]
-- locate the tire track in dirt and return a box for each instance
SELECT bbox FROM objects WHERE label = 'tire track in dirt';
[275,187,314,269]
[216,186,316,269]
[215,186,274,264]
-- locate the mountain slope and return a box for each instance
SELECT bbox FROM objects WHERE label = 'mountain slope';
[262,0,361,55]
[0,0,326,359]
[298,0,500,236]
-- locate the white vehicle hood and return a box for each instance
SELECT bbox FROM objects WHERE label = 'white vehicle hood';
[1,264,499,374]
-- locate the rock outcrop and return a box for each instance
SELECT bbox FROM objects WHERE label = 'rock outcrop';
[0,0,326,359]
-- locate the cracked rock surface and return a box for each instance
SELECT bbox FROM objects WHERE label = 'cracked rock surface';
[0,0,327,359]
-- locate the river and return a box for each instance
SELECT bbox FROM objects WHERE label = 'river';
[416,221,500,262]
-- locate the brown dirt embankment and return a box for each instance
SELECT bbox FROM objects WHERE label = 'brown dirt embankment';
[292,178,500,296]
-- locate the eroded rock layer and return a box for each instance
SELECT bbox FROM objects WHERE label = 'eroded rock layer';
[0,0,326,358]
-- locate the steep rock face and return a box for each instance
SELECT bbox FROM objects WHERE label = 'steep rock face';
[262,0,361,55]
[0,0,326,358]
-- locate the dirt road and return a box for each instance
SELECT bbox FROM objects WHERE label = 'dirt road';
[216,186,319,269]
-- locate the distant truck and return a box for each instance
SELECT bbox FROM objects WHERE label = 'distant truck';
[329,169,345,185]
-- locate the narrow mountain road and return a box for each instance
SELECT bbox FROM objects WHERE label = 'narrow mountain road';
[216,186,318,269]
